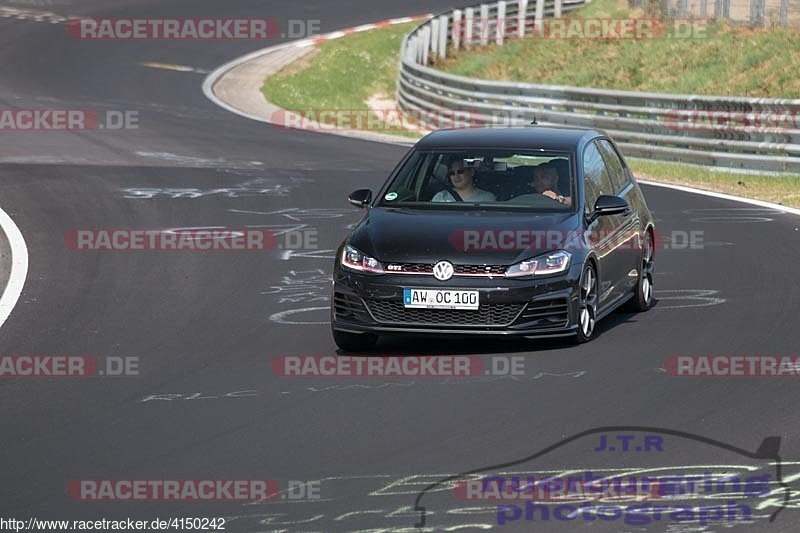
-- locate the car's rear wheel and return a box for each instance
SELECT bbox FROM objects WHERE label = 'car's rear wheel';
[332,329,378,352]
[626,230,654,312]
[574,263,598,343]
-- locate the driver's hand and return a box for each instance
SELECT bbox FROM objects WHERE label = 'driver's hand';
[541,190,558,200]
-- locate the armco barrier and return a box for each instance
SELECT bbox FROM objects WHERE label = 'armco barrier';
[397,0,800,172]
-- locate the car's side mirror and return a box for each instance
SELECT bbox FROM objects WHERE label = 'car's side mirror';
[347,189,372,208]
[591,195,629,221]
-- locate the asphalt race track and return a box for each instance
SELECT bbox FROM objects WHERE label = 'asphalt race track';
[1,0,799,531]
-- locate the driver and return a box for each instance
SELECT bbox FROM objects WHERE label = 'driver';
[432,159,496,203]
[513,163,572,206]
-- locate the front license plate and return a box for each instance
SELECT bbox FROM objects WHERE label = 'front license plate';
[403,288,480,310]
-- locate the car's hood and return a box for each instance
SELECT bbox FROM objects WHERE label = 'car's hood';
[347,207,580,265]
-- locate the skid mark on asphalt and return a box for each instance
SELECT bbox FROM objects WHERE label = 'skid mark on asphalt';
[139,390,259,403]
[683,207,782,223]
[269,306,328,324]
[137,373,588,403]
[281,371,589,394]
[278,249,335,260]
[229,207,355,221]
[261,269,328,304]
[140,62,209,74]
[0,5,71,23]
[121,177,310,199]
[653,289,726,309]
[132,151,266,168]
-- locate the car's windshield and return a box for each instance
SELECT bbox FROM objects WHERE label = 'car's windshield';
[377,149,575,211]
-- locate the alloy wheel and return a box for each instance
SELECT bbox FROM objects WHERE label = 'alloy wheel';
[579,265,598,338]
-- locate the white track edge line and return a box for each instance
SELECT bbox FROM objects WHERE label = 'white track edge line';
[637,179,800,216]
[0,205,28,330]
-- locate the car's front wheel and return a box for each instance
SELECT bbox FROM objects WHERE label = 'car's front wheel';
[332,329,378,352]
[626,230,654,312]
[574,263,598,343]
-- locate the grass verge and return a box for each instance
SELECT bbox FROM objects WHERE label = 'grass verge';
[631,160,800,207]
[262,22,420,137]
[438,0,800,98]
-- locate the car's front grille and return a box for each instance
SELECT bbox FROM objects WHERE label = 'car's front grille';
[455,264,507,275]
[516,298,570,328]
[333,292,370,321]
[386,263,507,276]
[365,300,524,327]
[390,263,432,274]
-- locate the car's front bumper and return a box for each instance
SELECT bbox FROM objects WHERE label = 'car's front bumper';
[331,263,583,338]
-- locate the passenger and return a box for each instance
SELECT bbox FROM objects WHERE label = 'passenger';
[432,159,496,202]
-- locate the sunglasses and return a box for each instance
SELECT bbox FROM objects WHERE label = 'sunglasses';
[448,168,469,176]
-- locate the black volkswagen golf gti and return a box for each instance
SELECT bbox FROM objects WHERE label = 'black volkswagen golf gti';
[331,126,655,350]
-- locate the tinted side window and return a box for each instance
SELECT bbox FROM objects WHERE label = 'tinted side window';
[597,140,630,193]
[583,142,614,214]
[383,152,435,202]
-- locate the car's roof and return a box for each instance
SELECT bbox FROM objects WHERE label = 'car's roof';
[415,125,603,151]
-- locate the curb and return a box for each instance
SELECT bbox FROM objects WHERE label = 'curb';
[297,15,432,47]
[202,15,429,146]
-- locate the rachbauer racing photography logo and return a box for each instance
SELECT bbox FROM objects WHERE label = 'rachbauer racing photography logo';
[414,426,790,529]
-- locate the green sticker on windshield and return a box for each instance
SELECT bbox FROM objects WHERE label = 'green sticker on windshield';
[384,192,398,201]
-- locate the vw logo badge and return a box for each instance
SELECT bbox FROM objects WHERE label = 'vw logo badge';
[433,260,454,281]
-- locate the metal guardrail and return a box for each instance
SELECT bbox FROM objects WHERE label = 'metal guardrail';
[397,0,800,172]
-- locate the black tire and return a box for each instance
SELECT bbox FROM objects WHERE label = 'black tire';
[332,329,378,352]
[573,262,599,344]
[625,230,655,312]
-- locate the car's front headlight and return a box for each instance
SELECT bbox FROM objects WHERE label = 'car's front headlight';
[341,244,385,274]
[505,250,571,278]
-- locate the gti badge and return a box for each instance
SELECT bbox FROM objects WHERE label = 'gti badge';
[433,261,454,281]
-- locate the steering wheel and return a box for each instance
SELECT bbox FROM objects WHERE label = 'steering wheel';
[541,192,564,205]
